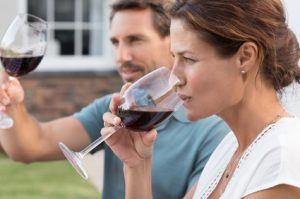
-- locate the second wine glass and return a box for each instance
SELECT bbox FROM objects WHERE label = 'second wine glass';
[0,13,48,128]
[59,66,183,179]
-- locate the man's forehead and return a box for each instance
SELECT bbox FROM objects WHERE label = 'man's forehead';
[110,9,157,38]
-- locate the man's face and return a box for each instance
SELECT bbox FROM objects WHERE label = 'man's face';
[110,8,173,83]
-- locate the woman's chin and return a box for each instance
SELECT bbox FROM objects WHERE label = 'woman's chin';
[186,113,200,122]
[186,111,210,122]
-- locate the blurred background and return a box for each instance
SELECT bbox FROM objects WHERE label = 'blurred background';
[0,0,299,198]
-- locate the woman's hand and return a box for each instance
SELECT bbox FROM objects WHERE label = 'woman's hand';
[101,83,157,168]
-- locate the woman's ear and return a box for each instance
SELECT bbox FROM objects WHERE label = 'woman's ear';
[237,42,258,73]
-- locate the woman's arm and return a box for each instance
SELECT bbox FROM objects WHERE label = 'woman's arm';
[124,157,153,199]
[102,93,157,199]
[183,183,197,199]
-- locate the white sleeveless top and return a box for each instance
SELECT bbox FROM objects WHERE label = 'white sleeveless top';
[193,117,300,199]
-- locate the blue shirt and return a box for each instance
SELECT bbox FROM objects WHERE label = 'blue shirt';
[74,95,229,199]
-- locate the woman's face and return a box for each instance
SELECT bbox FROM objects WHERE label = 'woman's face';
[170,19,245,121]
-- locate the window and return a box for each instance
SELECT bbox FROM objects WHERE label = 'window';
[24,0,114,72]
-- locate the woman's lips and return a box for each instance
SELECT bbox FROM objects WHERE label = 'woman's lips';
[178,94,191,103]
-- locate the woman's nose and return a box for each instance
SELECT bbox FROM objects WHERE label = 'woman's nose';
[171,63,185,87]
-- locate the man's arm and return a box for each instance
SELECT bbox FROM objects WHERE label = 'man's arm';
[0,78,90,163]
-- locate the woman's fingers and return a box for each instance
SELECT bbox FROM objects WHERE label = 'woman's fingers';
[109,83,132,114]
[103,112,121,127]
[132,129,157,159]
[109,93,122,114]
[142,129,157,147]
[120,83,132,96]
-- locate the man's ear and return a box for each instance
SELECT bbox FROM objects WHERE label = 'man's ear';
[237,42,258,73]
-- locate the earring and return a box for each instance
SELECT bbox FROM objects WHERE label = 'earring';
[241,70,246,75]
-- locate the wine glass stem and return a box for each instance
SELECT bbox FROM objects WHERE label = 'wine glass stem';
[78,129,118,158]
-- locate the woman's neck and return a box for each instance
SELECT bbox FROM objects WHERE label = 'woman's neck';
[219,84,286,151]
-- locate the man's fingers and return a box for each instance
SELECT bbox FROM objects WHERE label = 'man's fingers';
[0,77,11,106]
[0,71,9,84]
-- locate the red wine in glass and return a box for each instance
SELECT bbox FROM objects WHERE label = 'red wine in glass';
[117,106,173,131]
[0,55,43,77]
[59,66,183,180]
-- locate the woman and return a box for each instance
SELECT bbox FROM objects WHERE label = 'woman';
[102,0,300,198]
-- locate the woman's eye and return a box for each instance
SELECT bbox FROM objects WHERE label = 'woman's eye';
[183,57,195,63]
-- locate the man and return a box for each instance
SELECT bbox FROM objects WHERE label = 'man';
[0,0,229,198]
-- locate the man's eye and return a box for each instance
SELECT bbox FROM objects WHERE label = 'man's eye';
[111,40,118,47]
[129,37,141,43]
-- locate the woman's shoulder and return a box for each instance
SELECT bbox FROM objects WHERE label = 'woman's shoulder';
[277,115,300,127]
[275,116,300,141]
[276,116,300,168]
[242,116,300,196]
[259,116,300,164]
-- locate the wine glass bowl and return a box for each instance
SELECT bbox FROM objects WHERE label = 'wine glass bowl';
[0,13,47,128]
[0,14,47,77]
[59,66,183,179]
[117,66,181,131]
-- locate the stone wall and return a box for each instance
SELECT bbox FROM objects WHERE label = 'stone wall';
[20,71,123,121]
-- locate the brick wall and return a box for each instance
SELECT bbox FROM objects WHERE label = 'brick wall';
[20,71,123,121]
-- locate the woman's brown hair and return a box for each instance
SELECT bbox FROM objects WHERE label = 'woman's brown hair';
[169,0,300,91]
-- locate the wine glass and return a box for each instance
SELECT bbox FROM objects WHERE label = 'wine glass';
[59,66,183,179]
[0,13,48,128]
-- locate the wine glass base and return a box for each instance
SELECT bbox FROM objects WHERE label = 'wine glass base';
[58,142,89,180]
[0,116,13,129]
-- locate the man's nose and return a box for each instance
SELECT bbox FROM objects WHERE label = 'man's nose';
[116,44,133,64]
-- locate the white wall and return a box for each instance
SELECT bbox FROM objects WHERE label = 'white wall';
[281,0,300,117]
[0,0,18,38]
[284,0,300,41]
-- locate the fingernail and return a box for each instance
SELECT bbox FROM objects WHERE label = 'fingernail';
[113,117,120,125]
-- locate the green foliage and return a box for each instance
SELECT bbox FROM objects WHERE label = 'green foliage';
[0,154,100,199]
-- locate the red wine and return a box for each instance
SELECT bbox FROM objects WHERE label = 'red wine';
[0,55,43,77]
[117,106,173,131]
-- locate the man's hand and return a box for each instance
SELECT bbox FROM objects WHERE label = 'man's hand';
[0,73,24,112]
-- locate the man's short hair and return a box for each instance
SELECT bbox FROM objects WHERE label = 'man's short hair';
[110,0,173,37]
